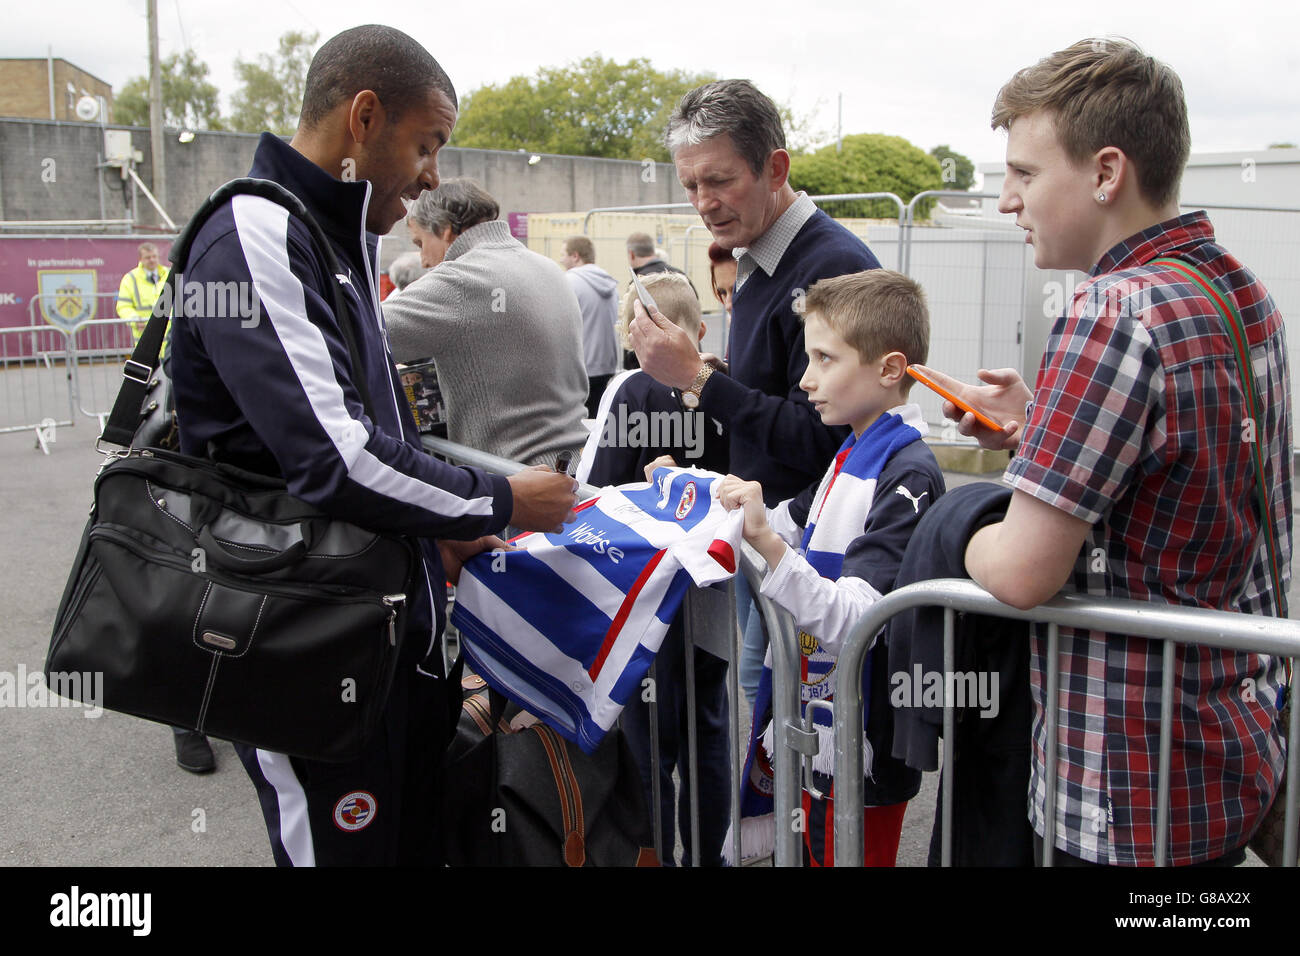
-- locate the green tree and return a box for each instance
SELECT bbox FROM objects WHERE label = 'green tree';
[115,50,223,130]
[455,56,716,162]
[228,30,318,135]
[929,144,975,191]
[790,134,944,219]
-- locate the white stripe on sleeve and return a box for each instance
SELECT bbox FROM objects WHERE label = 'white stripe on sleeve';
[230,194,494,519]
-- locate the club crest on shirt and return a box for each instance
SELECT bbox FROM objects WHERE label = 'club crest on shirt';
[333,791,377,832]
[675,481,697,520]
[800,631,836,700]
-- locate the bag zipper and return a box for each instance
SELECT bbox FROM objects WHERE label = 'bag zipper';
[91,525,406,645]
[99,449,420,598]
[533,724,585,866]
[49,561,105,653]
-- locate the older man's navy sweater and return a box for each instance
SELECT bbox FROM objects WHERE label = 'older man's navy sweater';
[700,209,880,503]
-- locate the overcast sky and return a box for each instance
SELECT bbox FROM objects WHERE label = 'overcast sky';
[7,0,1298,179]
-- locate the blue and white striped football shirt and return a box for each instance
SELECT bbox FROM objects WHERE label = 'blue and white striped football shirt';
[452,465,743,753]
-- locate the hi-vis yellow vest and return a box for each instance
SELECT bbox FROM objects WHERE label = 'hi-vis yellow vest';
[116,265,169,343]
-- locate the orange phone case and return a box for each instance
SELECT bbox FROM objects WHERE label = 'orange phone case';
[906,367,1004,431]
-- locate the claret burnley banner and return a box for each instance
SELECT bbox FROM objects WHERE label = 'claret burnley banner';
[0,236,176,333]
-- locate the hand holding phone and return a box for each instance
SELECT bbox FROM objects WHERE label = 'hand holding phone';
[630,271,659,314]
[906,366,1005,431]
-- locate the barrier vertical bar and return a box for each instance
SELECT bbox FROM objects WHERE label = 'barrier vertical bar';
[941,607,955,867]
[1042,622,1060,867]
[833,620,867,866]
[647,658,664,866]
[1155,640,1177,867]
[62,328,76,427]
[728,578,743,866]
[742,552,801,866]
[684,603,701,867]
[1285,678,1299,867]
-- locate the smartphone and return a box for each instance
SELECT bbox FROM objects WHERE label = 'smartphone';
[630,271,659,313]
[906,367,1005,432]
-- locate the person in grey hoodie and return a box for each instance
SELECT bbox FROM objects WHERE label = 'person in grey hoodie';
[560,235,620,417]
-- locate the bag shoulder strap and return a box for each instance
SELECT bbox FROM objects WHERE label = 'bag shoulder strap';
[100,177,375,450]
[1150,257,1290,683]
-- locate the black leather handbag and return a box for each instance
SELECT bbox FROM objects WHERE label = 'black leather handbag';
[443,673,659,867]
[45,178,418,763]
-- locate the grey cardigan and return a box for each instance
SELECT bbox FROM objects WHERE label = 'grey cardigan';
[383,220,589,467]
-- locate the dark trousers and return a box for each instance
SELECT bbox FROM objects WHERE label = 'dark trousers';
[236,663,453,866]
[620,620,731,866]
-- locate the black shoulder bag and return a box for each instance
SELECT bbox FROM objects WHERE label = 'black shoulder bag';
[46,179,419,763]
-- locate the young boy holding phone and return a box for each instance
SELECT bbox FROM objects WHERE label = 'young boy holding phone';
[719,269,944,865]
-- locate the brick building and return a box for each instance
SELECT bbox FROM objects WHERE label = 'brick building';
[0,58,114,123]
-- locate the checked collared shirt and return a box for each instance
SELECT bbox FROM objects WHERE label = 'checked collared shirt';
[1004,211,1292,866]
[733,191,817,293]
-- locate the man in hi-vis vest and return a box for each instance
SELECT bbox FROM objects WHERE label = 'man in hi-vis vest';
[116,242,169,344]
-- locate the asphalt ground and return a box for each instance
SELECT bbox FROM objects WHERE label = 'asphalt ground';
[1,421,1282,867]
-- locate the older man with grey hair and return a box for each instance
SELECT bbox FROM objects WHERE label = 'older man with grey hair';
[385,178,589,468]
[628,79,883,709]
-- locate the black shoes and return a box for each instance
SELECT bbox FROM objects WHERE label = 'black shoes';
[173,729,216,774]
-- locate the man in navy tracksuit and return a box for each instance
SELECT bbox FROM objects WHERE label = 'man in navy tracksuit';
[169,25,576,866]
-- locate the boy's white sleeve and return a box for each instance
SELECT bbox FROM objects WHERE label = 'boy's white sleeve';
[759,549,883,658]
[767,500,805,549]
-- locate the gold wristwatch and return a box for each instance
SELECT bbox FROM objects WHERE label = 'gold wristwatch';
[681,364,714,409]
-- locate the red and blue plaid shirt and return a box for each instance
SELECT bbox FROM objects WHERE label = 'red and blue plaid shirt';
[1005,212,1291,865]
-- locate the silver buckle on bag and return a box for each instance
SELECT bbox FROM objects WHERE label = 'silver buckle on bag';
[122,360,153,385]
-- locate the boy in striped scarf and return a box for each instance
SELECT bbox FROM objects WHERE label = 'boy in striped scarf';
[720,269,943,865]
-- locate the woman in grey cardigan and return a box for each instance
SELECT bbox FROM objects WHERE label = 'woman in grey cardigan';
[384,179,589,468]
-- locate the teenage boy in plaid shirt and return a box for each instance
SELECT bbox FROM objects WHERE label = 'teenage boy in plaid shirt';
[916,38,1291,866]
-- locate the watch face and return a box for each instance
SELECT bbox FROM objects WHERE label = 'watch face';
[682,391,700,409]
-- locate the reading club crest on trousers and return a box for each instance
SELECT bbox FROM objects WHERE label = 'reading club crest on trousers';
[333,791,376,831]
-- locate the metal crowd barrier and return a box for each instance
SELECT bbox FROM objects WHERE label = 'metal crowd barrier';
[0,323,76,437]
[825,578,1300,868]
[65,317,138,422]
[2,296,137,440]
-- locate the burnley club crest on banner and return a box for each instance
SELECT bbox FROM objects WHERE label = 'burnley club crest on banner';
[37,269,96,331]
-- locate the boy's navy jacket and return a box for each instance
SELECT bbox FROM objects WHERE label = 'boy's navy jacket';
[170,133,514,670]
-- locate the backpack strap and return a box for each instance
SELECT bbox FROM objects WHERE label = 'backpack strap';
[99,177,375,450]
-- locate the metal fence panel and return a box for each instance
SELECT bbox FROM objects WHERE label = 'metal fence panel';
[65,317,137,421]
[0,323,74,436]
[827,578,1300,868]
